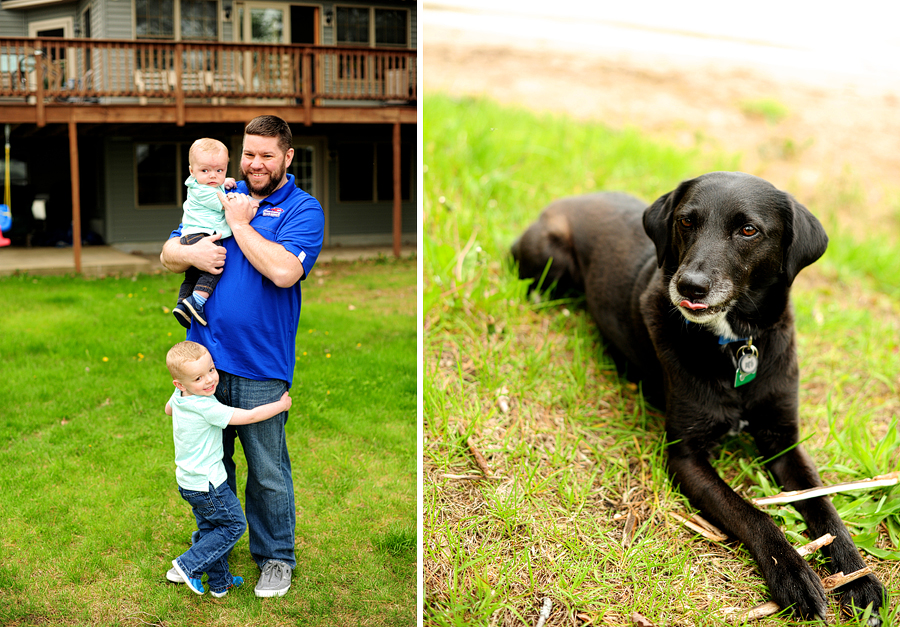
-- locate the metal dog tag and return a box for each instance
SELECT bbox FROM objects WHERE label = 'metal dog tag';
[734,342,758,388]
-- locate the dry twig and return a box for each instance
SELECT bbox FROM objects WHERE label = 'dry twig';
[457,425,494,478]
[440,473,500,481]
[668,511,728,542]
[535,597,552,627]
[795,533,835,557]
[753,472,900,506]
[631,611,656,626]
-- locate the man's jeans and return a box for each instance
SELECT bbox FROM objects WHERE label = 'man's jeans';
[176,481,247,593]
[216,370,296,569]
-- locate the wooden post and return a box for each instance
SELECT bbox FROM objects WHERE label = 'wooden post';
[302,50,313,127]
[174,44,184,127]
[69,120,82,274]
[392,121,401,258]
[34,49,46,127]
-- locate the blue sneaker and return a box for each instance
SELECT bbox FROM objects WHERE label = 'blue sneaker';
[211,575,244,598]
[171,559,204,595]
[182,295,208,326]
[173,301,192,329]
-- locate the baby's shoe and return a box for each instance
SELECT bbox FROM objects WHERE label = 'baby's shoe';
[182,295,207,326]
[173,300,192,329]
[211,575,244,598]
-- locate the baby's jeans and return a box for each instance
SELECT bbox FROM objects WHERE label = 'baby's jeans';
[178,232,224,301]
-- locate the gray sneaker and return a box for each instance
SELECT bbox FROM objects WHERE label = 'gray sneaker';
[254,560,292,598]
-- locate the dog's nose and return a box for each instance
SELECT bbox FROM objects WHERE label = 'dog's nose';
[677,271,711,301]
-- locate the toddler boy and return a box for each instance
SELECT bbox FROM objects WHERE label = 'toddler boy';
[164,340,291,596]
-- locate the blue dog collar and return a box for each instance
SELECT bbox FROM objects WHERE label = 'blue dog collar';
[684,320,748,345]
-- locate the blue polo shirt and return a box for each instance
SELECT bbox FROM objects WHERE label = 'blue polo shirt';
[170,174,324,385]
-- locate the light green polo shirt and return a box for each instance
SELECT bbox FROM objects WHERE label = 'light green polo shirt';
[170,388,234,491]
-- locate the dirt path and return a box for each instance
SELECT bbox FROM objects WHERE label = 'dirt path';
[424,31,900,234]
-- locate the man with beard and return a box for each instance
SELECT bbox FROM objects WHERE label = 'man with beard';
[160,115,324,598]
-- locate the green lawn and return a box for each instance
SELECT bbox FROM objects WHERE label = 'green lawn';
[0,258,416,627]
[423,94,900,626]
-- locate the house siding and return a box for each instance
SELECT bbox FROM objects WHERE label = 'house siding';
[0,9,25,35]
[326,200,416,246]
[104,139,182,243]
[106,1,133,39]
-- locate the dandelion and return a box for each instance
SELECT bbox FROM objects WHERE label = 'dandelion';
[163,307,171,314]
[128,293,133,298]
[102,357,109,362]
[326,354,331,358]
[357,343,361,348]
[303,351,307,356]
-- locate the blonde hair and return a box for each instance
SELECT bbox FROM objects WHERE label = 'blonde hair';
[189,138,229,166]
[166,341,210,379]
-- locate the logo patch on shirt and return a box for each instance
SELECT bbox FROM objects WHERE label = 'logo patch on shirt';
[262,207,284,218]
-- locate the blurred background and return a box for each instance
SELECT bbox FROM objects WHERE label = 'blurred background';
[425,0,900,234]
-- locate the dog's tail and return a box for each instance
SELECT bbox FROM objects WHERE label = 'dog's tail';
[510,204,584,297]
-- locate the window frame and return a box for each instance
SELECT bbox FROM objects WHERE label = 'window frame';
[134,0,221,42]
[334,5,410,48]
[134,141,187,209]
[336,140,412,204]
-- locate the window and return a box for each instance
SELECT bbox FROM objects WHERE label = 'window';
[337,143,373,202]
[135,143,180,206]
[289,146,316,197]
[376,142,411,201]
[135,0,174,39]
[337,142,410,203]
[335,7,409,47]
[375,9,407,47]
[335,7,369,45]
[135,0,218,41]
[181,0,218,41]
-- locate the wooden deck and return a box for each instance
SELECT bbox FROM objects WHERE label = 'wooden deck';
[0,37,417,269]
[0,37,417,126]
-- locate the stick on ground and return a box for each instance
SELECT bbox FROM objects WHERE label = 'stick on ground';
[753,472,900,506]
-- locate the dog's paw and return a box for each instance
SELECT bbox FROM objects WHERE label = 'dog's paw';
[762,550,828,621]
[836,574,887,626]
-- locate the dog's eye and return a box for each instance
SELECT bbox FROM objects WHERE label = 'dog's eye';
[741,225,758,237]
[679,218,694,229]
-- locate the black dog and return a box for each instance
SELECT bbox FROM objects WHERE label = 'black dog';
[511,172,886,622]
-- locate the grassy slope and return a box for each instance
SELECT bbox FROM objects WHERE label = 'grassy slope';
[423,94,900,626]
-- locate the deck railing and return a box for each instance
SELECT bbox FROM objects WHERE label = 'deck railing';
[0,37,417,106]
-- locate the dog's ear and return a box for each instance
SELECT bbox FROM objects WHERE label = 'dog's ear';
[782,194,828,285]
[643,178,695,268]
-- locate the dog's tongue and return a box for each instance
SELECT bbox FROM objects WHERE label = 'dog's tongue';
[680,300,709,311]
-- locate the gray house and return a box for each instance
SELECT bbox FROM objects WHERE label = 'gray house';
[0,0,416,260]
